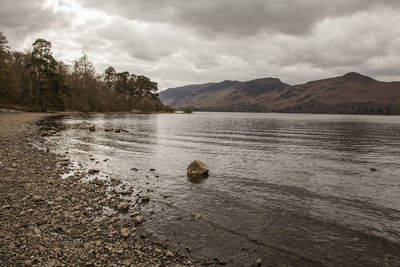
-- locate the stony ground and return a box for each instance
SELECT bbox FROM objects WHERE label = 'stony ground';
[0,112,194,266]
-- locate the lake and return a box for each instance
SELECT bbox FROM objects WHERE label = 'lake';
[52,112,400,265]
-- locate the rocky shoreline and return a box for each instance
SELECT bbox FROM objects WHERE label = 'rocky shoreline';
[0,112,194,266]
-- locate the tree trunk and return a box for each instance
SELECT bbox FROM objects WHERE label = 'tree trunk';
[35,73,40,110]
[28,81,32,108]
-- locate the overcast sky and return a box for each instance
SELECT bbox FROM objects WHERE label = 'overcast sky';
[1,0,400,90]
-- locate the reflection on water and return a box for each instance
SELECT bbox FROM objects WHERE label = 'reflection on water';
[54,112,400,265]
[187,175,208,184]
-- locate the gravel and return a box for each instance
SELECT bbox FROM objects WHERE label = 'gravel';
[0,112,194,266]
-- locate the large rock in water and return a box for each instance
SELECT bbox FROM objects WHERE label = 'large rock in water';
[187,160,209,177]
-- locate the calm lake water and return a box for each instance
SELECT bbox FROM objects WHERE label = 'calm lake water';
[52,112,400,265]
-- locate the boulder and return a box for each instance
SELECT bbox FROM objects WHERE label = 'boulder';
[89,125,96,132]
[187,160,209,177]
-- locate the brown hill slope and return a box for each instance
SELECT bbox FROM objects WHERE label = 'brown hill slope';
[159,72,400,114]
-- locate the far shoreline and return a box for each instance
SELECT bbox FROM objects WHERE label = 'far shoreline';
[2,105,400,117]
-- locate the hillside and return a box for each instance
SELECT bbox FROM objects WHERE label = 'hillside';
[159,73,400,114]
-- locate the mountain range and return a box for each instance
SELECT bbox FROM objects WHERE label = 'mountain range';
[159,72,400,114]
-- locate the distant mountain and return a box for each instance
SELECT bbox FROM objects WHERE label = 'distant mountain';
[159,72,400,114]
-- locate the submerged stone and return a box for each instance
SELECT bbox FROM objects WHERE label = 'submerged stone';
[88,169,99,175]
[134,215,143,224]
[142,195,150,202]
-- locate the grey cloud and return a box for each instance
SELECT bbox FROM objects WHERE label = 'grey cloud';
[0,0,71,43]
[95,22,175,62]
[80,0,400,36]
[271,8,400,71]
[1,0,400,90]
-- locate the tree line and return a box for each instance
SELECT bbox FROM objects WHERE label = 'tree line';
[0,32,174,112]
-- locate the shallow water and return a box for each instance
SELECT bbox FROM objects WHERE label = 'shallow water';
[53,112,400,265]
